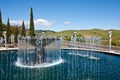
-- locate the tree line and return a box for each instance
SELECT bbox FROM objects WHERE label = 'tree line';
[0,7,35,44]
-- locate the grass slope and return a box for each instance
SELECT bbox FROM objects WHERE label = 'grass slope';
[36,29,120,46]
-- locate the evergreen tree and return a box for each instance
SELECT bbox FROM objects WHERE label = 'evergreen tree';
[0,9,2,37]
[6,18,11,43]
[21,20,26,36]
[14,27,19,43]
[29,7,35,36]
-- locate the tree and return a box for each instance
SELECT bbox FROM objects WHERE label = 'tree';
[6,18,11,43]
[14,27,19,43]
[0,9,2,37]
[29,7,35,36]
[21,20,26,36]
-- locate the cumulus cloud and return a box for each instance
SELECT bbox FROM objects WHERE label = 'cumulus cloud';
[34,19,53,27]
[10,19,53,27]
[63,21,71,24]
[10,20,29,26]
[10,20,22,25]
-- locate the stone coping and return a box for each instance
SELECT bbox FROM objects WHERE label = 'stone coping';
[0,47,18,51]
[61,47,120,56]
[0,47,120,56]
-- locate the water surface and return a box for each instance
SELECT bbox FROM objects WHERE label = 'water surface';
[0,50,120,80]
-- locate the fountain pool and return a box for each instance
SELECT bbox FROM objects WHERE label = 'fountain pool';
[0,49,120,80]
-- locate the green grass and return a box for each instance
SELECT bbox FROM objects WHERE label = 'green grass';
[35,29,120,46]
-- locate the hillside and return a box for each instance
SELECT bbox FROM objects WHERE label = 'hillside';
[35,30,56,36]
[38,29,120,40]
[36,29,120,46]
[1,23,120,46]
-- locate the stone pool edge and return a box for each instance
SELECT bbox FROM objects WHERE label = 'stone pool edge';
[0,47,18,51]
[61,47,120,56]
[0,47,120,56]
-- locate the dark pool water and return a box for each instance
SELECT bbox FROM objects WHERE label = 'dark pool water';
[0,50,120,80]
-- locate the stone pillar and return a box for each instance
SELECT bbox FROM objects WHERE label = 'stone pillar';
[74,32,77,47]
[4,31,7,48]
[109,31,112,51]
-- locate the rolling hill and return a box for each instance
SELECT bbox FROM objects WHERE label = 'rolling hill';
[35,29,120,46]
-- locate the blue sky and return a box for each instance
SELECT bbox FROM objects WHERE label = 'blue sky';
[0,0,120,31]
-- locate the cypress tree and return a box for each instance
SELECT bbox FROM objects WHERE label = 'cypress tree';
[29,7,35,36]
[0,9,2,37]
[21,20,26,36]
[6,18,11,43]
[14,27,19,43]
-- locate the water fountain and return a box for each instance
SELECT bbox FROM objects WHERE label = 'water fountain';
[70,33,101,59]
[69,34,102,80]
[16,35,63,68]
[85,36,101,59]
[0,32,120,80]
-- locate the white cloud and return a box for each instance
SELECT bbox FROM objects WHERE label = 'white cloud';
[10,20,29,25]
[10,20,22,25]
[10,19,53,27]
[63,21,71,24]
[34,19,53,27]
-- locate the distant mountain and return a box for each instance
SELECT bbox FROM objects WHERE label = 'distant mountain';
[35,30,56,33]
